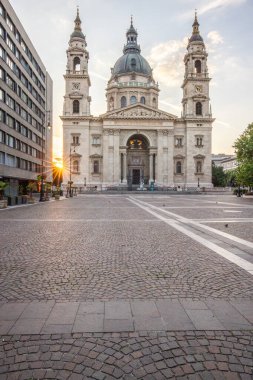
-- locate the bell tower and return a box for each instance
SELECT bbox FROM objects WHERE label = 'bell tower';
[63,8,91,117]
[182,12,211,119]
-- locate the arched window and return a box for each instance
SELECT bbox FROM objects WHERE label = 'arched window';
[195,60,201,74]
[94,160,99,174]
[73,57,80,72]
[196,102,202,115]
[73,160,79,172]
[196,161,202,173]
[152,97,156,106]
[176,161,182,174]
[73,100,79,114]
[121,96,127,108]
[140,96,145,104]
[130,96,137,105]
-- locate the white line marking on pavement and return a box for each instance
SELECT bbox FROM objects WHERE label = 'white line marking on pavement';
[128,197,253,275]
[223,210,242,213]
[176,197,253,208]
[0,219,161,222]
[198,219,253,223]
[134,199,253,250]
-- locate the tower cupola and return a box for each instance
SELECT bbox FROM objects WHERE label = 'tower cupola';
[70,7,86,42]
[189,11,203,43]
[123,16,140,54]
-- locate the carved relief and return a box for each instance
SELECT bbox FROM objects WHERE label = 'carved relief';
[105,106,175,120]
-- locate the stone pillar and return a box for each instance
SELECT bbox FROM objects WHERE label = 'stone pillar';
[149,153,153,182]
[123,152,127,183]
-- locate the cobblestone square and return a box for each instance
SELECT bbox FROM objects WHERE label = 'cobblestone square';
[0,194,252,379]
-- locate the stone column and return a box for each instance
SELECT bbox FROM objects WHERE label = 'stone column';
[123,152,127,183]
[149,153,153,182]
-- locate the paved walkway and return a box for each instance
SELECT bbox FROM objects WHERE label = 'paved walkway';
[0,194,252,379]
[0,298,252,335]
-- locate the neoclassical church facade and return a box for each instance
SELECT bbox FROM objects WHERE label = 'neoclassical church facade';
[62,11,214,189]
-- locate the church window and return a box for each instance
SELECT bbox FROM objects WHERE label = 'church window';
[140,96,145,104]
[73,100,79,114]
[176,161,182,174]
[92,136,100,145]
[73,160,79,173]
[196,136,203,147]
[130,95,137,105]
[152,97,156,106]
[72,135,79,145]
[93,160,99,173]
[73,57,80,72]
[175,137,183,147]
[196,161,202,173]
[196,102,202,115]
[195,60,201,74]
[121,96,127,108]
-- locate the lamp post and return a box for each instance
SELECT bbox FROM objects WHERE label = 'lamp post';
[40,112,51,202]
[69,144,76,197]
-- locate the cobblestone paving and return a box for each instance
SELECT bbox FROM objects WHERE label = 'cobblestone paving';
[203,223,253,243]
[0,331,252,379]
[0,218,252,301]
[0,195,252,379]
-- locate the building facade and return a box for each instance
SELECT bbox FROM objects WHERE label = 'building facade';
[0,0,53,196]
[62,11,214,190]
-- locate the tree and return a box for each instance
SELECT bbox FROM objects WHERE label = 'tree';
[0,181,8,200]
[234,123,253,187]
[212,164,226,186]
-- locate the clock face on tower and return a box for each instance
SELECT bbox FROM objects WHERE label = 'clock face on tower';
[72,82,80,90]
[195,85,202,93]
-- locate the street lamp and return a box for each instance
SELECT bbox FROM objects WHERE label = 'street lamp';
[40,112,51,202]
[69,144,76,197]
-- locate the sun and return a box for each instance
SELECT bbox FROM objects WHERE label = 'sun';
[55,161,63,169]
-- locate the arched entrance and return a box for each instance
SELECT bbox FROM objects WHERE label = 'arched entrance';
[126,134,150,187]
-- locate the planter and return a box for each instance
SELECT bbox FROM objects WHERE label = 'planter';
[54,194,60,200]
[27,197,35,204]
[0,200,7,209]
[45,196,50,201]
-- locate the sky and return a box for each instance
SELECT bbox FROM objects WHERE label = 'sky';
[9,0,253,157]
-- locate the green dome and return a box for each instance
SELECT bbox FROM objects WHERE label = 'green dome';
[113,52,152,76]
[112,18,152,77]
[71,30,85,40]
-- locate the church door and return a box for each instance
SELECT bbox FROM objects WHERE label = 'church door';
[132,169,140,185]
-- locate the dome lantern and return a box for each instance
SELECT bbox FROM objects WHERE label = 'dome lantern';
[111,17,152,77]
[70,6,86,42]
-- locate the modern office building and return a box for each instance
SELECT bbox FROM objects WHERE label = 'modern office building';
[0,0,52,197]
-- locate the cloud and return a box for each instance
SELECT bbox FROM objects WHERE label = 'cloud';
[198,0,247,15]
[180,0,247,19]
[90,71,108,81]
[160,100,181,112]
[215,120,230,127]
[207,31,224,45]
[147,38,187,87]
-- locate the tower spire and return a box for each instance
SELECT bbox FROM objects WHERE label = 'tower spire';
[188,11,203,43]
[74,6,82,32]
[192,10,200,36]
[123,16,140,54]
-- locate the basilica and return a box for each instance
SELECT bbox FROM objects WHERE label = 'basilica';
[62,10,214,189]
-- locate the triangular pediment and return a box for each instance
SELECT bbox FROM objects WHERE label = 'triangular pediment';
[101,104,177,120]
